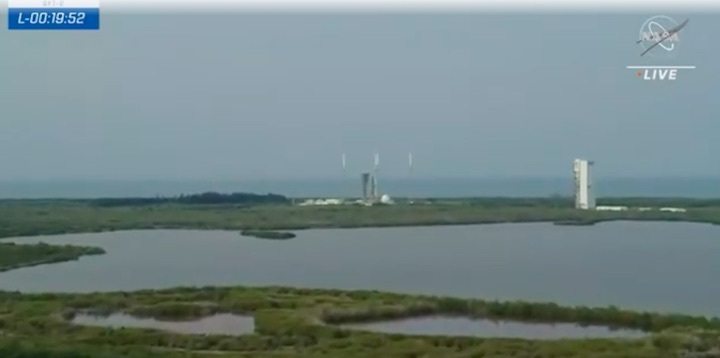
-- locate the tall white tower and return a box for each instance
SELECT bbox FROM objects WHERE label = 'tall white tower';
[573,159,595,209]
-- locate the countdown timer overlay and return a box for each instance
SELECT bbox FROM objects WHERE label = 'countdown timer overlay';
[8,0,100,30]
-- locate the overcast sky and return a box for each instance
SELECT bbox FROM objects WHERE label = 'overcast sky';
[1,12,718,180]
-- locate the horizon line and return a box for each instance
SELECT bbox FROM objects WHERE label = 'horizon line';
[1,176,719,183]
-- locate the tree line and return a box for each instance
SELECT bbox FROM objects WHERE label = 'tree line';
[88,192,289,207]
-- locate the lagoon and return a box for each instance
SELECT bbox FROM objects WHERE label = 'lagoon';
[1,222,720,316]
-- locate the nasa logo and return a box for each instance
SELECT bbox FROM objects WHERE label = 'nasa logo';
[627,15,695,81]
[637,15,683,57]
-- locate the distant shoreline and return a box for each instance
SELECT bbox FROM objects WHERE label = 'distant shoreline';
[0,196,718,240]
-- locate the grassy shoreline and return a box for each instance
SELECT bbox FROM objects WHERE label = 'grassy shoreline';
[0,242,105,272]
[0,285,719,357]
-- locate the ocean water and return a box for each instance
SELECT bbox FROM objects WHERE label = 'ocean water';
[0,178,717,199]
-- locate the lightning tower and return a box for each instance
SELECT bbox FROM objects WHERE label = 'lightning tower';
[573,159,595,210]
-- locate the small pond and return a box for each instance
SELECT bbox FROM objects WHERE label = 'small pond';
[71,312,255,336]
[338,316,648,340]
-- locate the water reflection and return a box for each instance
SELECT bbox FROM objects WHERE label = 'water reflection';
[71,312,255,336]
[339,316,648,340]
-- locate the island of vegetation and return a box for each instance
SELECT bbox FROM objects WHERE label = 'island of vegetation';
[0,285,718,357]
[240,230,297,240]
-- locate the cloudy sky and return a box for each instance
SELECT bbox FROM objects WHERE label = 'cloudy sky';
[1,11,718,180]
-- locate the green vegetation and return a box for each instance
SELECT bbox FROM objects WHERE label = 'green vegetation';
[0,285,719,357]
[0,242,105,272]
[0,196,720,241]
[240,230,297,240]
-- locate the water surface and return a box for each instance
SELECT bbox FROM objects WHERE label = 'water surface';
[2,222,720,316]
[71,313,254,336]
[340,316,648,340]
